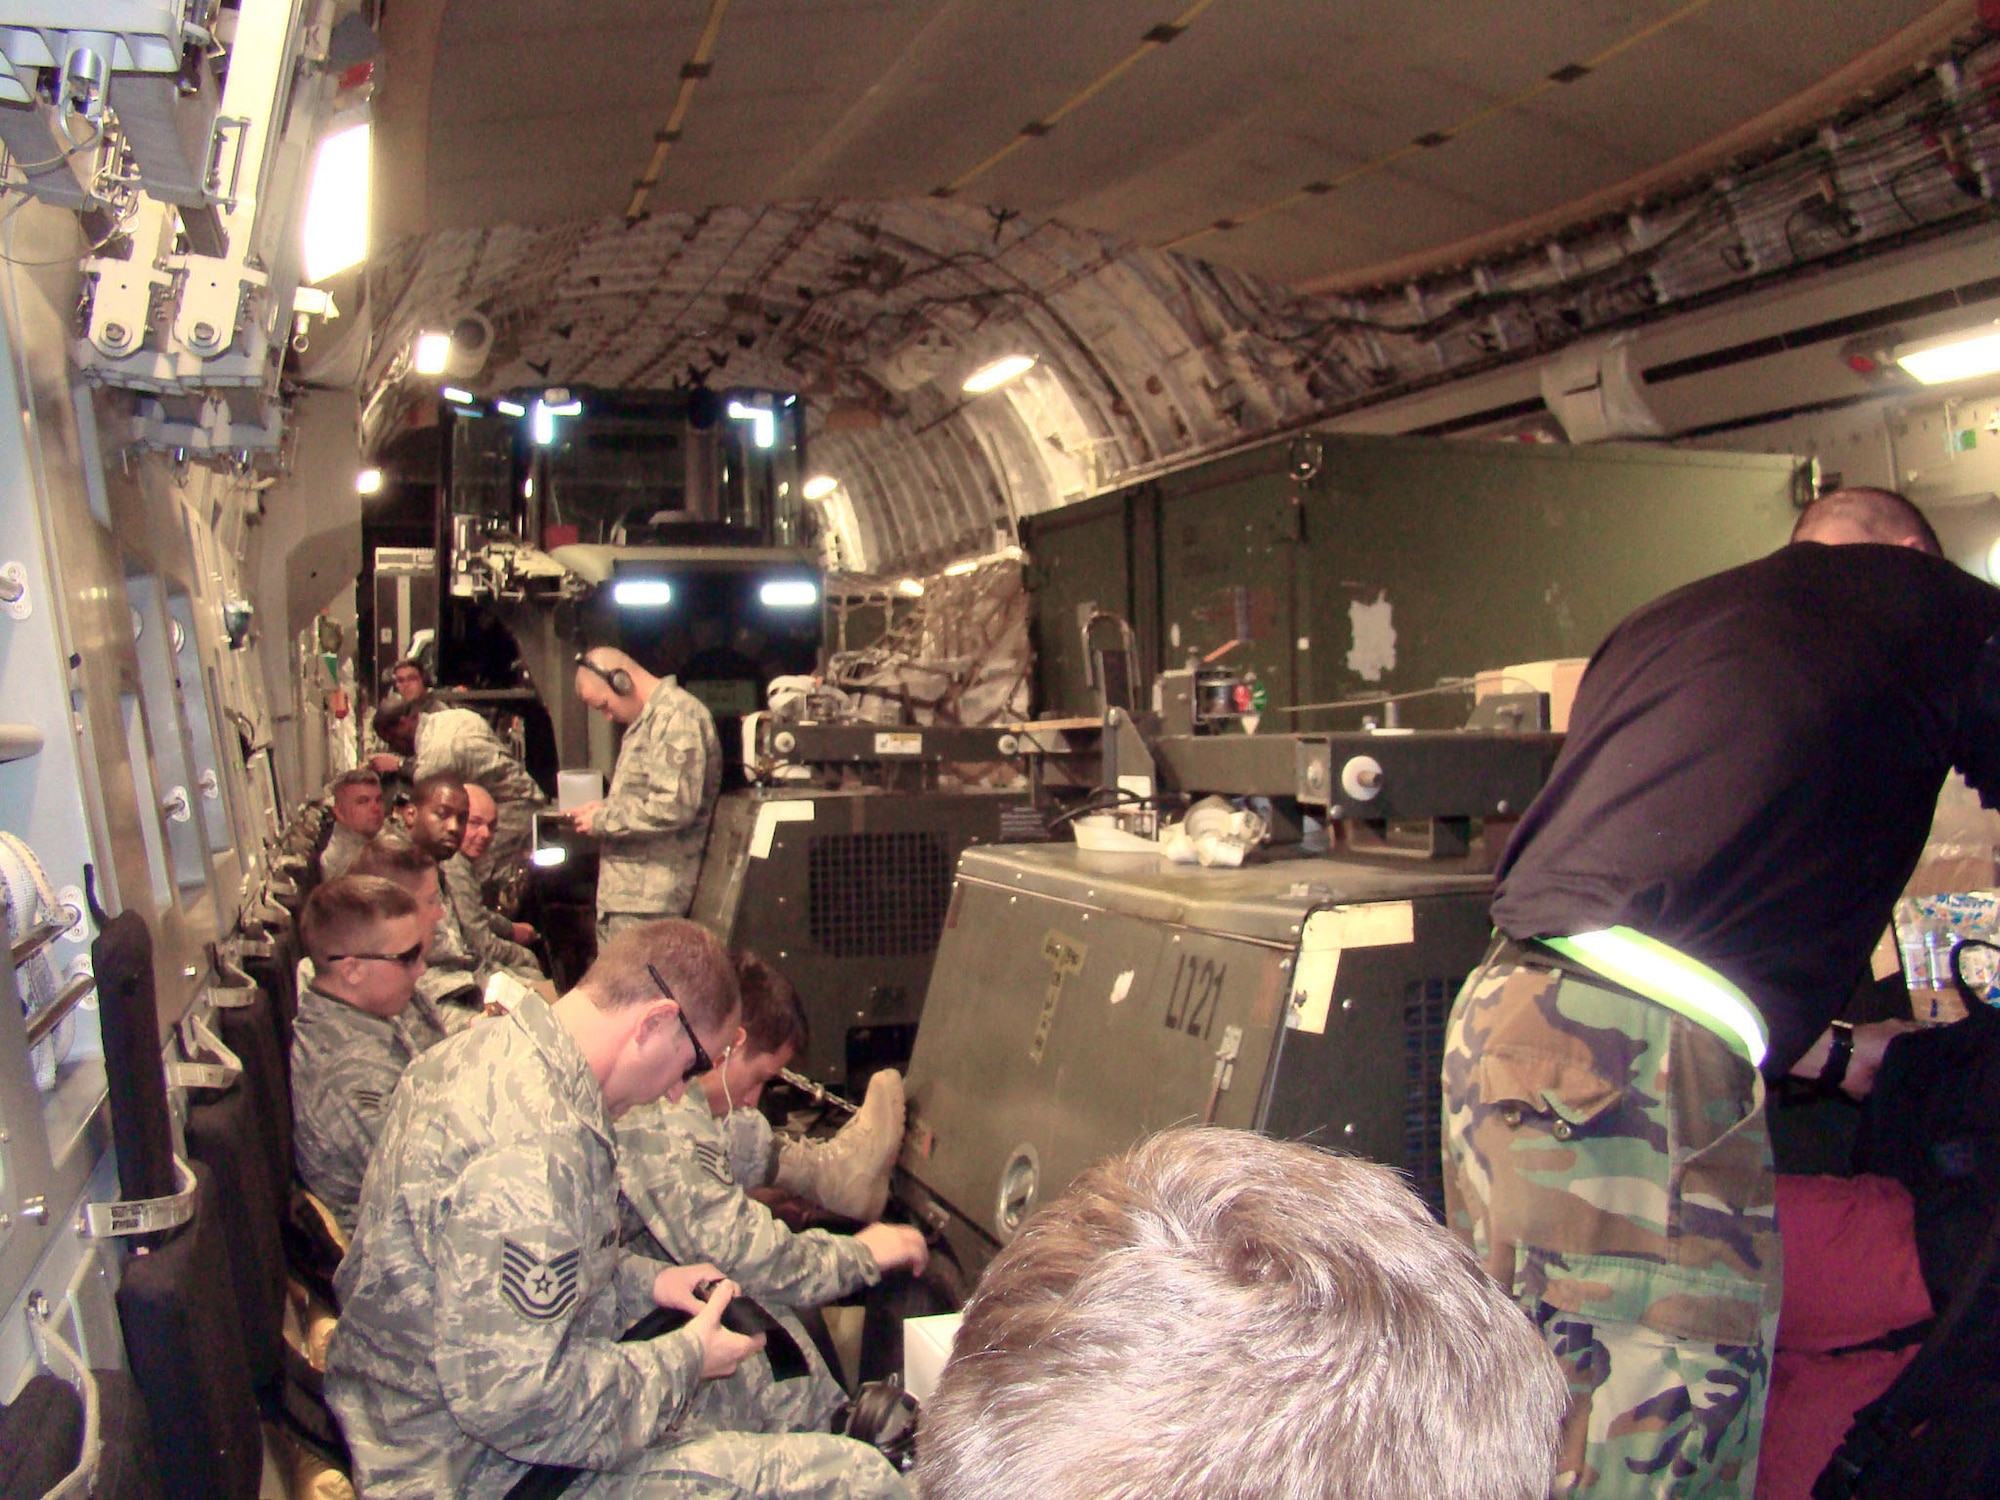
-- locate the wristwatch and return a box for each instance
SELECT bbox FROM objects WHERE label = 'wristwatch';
[1819,1019,1856,1091]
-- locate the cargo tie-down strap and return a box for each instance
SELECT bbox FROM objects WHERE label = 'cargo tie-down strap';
[1539,926,1770,1068]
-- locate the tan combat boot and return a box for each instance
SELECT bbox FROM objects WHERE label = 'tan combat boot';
[774,1069,905,1221]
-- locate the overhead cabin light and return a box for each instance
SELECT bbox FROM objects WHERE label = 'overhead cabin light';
[413,331,452,375]
[802,474,840,501]
[302,121,370,284]
[943,559,978,576]
[726,400,776,449]
[495,398,526,417]
[355,467,383,495]
[528,397,576,445]
[612,579,673,608]
[441,386,474,405]
[760,580,819,608]
[962,354,1036,393]
[531,846,568,868]
[896,578,925,597]
[1896,322,2000,385]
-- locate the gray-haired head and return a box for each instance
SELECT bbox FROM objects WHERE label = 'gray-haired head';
[916,1128,1566,1500]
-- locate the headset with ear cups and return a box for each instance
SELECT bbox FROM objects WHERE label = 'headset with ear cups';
[575,652,634,696]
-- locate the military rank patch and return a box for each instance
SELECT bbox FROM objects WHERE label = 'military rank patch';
[351,1088,382,1111]
[500,1239,581,1322]
[692,1140,731,1183]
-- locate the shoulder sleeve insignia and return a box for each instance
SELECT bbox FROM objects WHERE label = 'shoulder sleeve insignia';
[691,1140,732,1183]
[500,1239,582,1322]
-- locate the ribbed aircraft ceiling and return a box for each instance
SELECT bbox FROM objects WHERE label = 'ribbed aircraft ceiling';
[353,0,1995,571]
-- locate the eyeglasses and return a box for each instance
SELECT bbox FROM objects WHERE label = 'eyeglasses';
[649,963,713,1082]
[328,941,425,969]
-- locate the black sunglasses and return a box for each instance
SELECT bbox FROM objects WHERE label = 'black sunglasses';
[329,940,425,969]
[649,964,713,1082]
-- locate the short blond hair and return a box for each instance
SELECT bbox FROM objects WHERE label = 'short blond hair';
[300,876,419,968]
[580,918,738,1030]
[916,1129,1566,1500]
[347,835,436,890]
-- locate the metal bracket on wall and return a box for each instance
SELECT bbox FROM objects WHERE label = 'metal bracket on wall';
[80,1153,198,1239]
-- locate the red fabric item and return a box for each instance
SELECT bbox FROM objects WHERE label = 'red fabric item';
[1756,1175,1934,1500]
[1774,1174,1932,1352]
[1763,1347,1920,1500]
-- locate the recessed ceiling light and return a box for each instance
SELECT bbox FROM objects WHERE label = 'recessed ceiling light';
[1896,323,2000,385]
[413,331,451,375]
[611,579,672,607]
[726,400,776,448]
[759,580,819,608]
[301,122,370,284]
[897,578,925,597]
[963,355,1037,393]
[802,475,840,500]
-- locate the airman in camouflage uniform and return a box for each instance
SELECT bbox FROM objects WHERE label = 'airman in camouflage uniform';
[375,698,546,880]
[347,834,486,1020]
[294,985,435,1232]
[619,1090,882,1432]
[320,769,388,880]
[292,875,440,1232]
[325,922,908,1500]
[456,784,547,976]
[445,849,544,976]
[570,651,721,946]
[1443,948,1778,1497]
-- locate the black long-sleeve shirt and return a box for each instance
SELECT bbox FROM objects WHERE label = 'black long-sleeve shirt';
[1493,542,2000,1075]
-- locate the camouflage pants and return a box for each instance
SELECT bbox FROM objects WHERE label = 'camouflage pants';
[573,1429,910,1499]
[1442,950,1781,1498]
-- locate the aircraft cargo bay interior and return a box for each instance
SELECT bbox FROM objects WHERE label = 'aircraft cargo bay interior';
[1,4,2000,1498]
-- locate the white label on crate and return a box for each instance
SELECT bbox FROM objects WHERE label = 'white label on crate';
[874,732,923,756]
[750,801,816,859]
[1288,902,1415,1035]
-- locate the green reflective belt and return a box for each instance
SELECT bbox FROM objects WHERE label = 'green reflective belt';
[1542,927,1770,1068]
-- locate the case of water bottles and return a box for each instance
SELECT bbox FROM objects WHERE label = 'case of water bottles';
[1894,891,2000,1016]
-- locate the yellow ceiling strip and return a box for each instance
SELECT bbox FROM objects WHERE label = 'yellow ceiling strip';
[939,0,1226,197]
[1160,0,1722,251]
[624,0,733,224]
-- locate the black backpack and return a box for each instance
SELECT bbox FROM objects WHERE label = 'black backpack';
[1816,951,2000,1498]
